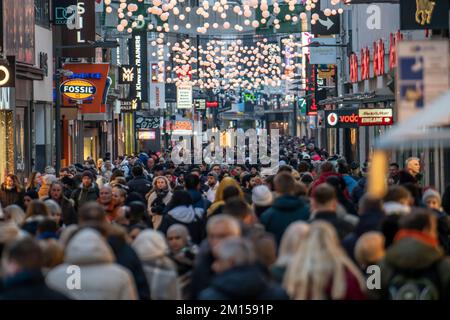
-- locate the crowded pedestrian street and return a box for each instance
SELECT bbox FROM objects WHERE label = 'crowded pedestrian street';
[0,0,450,306]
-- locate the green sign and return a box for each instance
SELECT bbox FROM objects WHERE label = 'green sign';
[256,4,305,35]
[298,98,306,115]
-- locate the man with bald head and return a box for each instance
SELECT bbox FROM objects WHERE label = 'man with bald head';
[354,232,386,272]
[191,215,242,299]
[97,185,114,217]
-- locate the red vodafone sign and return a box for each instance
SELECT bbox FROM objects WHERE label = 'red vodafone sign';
[325,109,359,128]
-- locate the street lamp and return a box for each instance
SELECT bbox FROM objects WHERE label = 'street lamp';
[54,40,119,176]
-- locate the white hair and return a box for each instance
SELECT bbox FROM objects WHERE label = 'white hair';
[405,157,420,167]
[215,237,255,267]
[206,214,241,237]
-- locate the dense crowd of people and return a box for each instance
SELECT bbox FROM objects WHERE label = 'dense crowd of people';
[0,136,449,300]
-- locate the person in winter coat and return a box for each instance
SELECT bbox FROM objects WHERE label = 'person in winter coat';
[205,172,219,203]
[185,173,211,219]
[167,224,198,299]
[310,184,354,241]
[284,221,366,300]
[21,200,50,236]
[271,222,310,283]
[191,215,242,299]
[260,172,310,246]
[158,190,205,245]
[70,171,99,211]
[132,229,181,300]
[77,202,150,300]
[42,181,77,226]
[1,238,69,300]
[128,166,152,200]
[342,195,385,261]
[146,176,173,229]
[374,209,450,300]
[206,177,244,218]
[309,162,342,196]
[198,237,289,300]
[46,228,138,300]
[0,174,25,209]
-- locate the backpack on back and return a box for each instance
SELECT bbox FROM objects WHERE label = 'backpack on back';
[387,262,442,300]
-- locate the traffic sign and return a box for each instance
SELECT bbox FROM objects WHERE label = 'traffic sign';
[311,0,340,35]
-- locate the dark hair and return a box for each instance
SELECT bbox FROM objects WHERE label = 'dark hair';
[125,192,145,206]
[25,200,50,220]
[399,208,435,231]
[389,163,400,169]
[312,183,337,205]
[274,172,296,195]
[337,161,349,175]
[358,194,384,215]
[127,201,147,224]
[24,190,39,200]
[110,169,125,182]
[384,185,411,203]
[320,162,334,174]
[297,161,310,173]
[79,202,106,224]
[222,185,241,201]
[167,190,192,211]
[3,238,43,271]
[223,197,252,220]
[132,165,144,177]
[278,165,293,174]
[184,173,200,190]
[37,219,59,235]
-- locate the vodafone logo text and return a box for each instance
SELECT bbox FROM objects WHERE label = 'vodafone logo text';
[325,109,360,128]
[339,114,359,123]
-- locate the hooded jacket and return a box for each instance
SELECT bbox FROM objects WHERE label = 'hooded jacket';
[198,265,289,300]
[375,231,450,300]
[132,230,181,300]
[45,228,138,300]
[70,183,99,211]
[260,195,310,246]
[158,205,205,244]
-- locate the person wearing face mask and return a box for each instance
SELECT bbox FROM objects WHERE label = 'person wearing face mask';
[42,181,77,226]
[0,174,25,209]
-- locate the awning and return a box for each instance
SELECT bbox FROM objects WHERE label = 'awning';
[376,90,450,150]
[318,88,395,106]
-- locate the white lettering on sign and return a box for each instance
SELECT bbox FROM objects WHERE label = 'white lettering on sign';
[66,3,86,43]
[0,88,11,110]
[135,35,142,99]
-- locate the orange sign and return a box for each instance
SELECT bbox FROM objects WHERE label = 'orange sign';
[62,63,110,113]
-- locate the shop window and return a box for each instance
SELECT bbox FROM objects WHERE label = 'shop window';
[0,111,15,183]
[35,0,50,27]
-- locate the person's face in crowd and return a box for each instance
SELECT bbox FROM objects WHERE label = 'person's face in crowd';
[207,175,217,187]
[167,230,187,253]
[249,177,258,188]
[252,176,263,187]
[156,178,168,190]
[250,167,257,175]
[82,176,92,188]
[212,166,221,175]
[50,210,62,226]
[407,159,421,176]
[112,187,125,206]
[97,159,103,168]
[154,169,164,177]
[99,187,112,204]
[115,206,129,226]
[234,166,242,176]
[5,176,14,189]
[207,223,236,249]
[35,173,42,185]
[200,164,207,172]
[425,197,441,211]
[50,184,63,200]
[222,165,229,173]
[389,165,399,177]
[23,196,33,209]
[147,158,155,168]
[105,161,112,170]
[165,174,173,184]
[178,174,185,183]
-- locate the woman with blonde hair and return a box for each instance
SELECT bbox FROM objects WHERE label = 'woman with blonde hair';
[271,222,310,283]
[283,221,366,300]
[206,177,244,218]
[146,176,173,229]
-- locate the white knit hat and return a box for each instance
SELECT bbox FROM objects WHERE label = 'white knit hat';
[252,185,273,207]
[422,188,441,206]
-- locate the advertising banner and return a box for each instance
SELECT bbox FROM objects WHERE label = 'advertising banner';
[325,108,359,128]
[397,40,449,122]
[309,38,337,65]
[62,63,110,113]
[177,85,192,109]
[129,31,149,103]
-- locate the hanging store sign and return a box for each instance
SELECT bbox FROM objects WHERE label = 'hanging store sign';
[358,108,394,126]
[0,56,15,88]
[118,65,137,84]
[128,31,148,102]
[138,130,156,140]
[60,79,96,101]
[397,40,449,122]
[194,99,206,110]
[311,0,340,35]
[62,63,110,113]
[135,115,159,130]
[177,85,192,109]
[309,38,337,65]
[325,109,360,128]
[119,99,141,112]
[400,0,449,30]
[53,0,77,25]
[150,83,165,109]
[206,101,219,108]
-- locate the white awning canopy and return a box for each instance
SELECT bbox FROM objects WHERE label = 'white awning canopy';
[376,90,450,150]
